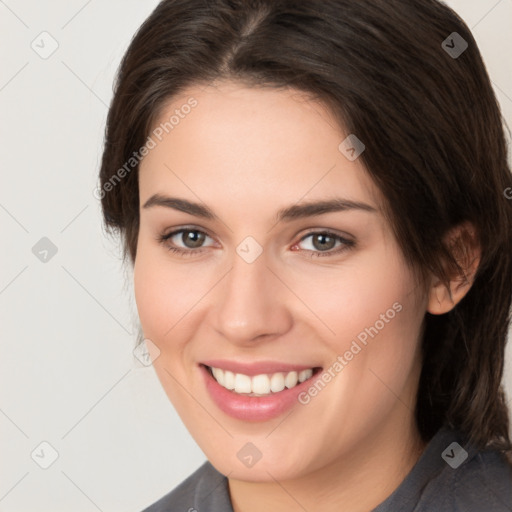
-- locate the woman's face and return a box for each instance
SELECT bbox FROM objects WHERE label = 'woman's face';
[134,81,428,481]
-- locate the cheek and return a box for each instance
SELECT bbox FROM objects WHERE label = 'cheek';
[133,253,167,339]
[294,258,424,451]
[336,254,422,373]
[291,244,418,348]
[298,245,424,403]
[133,237,220,367]
[133,241,192,344]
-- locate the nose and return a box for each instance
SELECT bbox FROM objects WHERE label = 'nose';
[211,248,293,345]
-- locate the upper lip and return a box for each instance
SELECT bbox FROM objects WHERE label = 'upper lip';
[200,359,321,376]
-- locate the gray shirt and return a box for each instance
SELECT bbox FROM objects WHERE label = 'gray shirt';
[142,426,512,511]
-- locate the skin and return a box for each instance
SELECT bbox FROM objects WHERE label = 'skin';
[133,80,479,512]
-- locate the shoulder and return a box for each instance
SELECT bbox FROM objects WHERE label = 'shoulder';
[141,461,233,512]
[374,427,512,512]
[435,445,512,511]
[411,429,512,511]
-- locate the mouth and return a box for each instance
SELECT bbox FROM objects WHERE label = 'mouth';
[202,364,322,397]
[199,359,324,421]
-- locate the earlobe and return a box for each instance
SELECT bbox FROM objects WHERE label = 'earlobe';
[426,222,481,315]
[427,283,453,315]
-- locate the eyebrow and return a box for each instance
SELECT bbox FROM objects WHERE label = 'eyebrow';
[142,194,377,222]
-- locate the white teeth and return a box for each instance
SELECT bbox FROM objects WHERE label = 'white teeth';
[298,369,313,382]
[251,374,270,394]
[224,370,235,390]
[270,372,285,392]
[209,366,315,395]
[234,373,252,394]
[285,371,298,389]
[212,367,224,386]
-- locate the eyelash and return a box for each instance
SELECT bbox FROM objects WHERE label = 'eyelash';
[156,227,356,258]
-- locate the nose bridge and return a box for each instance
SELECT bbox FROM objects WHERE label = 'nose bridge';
[213,243,291,343]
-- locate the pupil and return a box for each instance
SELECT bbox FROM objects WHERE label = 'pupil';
[184,230,204,248]
[313,234,335,251]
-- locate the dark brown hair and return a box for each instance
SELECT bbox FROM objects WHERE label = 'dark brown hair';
[98,0,512,455]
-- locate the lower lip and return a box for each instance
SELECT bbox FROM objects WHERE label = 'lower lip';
[200,364,320,422]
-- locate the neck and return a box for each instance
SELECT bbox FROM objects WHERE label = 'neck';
[228,411,427,512]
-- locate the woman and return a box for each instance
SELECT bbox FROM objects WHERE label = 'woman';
[98,0,512,510]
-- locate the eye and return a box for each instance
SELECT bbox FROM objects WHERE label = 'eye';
[157,227,216,256]
[157,227,355,258]
[292,231,355,257]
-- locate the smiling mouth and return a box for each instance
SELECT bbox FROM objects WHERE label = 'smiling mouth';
[202,364,322,396]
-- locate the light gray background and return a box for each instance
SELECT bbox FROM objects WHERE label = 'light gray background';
[1,1,511,511]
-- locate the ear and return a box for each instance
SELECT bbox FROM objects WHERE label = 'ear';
[427,221,481,315]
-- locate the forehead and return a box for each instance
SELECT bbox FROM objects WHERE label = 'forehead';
[139,81,383,212]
